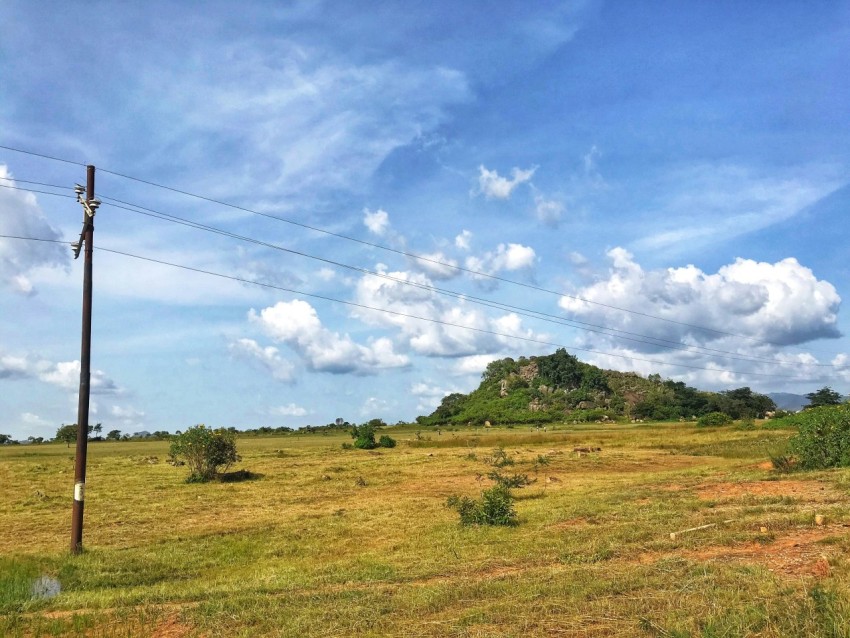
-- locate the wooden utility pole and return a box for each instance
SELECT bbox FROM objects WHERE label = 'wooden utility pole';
[70,165,99,554]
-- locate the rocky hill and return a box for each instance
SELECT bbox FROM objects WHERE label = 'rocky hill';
[417,348,776,425]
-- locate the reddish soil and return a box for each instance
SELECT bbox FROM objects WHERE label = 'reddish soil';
[150,615,198,638]
[641,525,847,578]
[695,479,841,502]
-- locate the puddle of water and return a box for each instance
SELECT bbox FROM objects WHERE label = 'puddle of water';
[31,575,61,599]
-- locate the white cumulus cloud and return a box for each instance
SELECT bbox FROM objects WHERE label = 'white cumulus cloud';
[410,251,460,280]
[465,242,537,283]
[363,208,390,235]
[560,248,840,348]
[557,248,848,390]
[229,338,295,382]
[249,299,409,374]
[455,230,473,251]
[0,166,69,294]
[533,193,565,226]
[269,403,308,417]
[476,165,536,199]
[1,351,121,394]
[352,269,548,358]
[36,359,120,394]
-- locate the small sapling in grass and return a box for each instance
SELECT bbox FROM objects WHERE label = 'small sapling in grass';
[487,470,535,489]
[446,485,517,526]
[485,446,514,468]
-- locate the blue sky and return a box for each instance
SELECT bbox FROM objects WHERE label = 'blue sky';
[1,1,849,439]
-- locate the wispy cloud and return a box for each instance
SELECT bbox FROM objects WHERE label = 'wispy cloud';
[475,165,536,199]
[632,164,845,255]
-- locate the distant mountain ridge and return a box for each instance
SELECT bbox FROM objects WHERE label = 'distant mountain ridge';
[766,393,808,412]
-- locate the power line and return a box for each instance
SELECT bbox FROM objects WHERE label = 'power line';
[0,233,816,379]
[0,143,781,344]
[0,171,841,369]
[0,176,71,190]
[0,143,86,167]
[98,194,844,370]
[0,182,75,199]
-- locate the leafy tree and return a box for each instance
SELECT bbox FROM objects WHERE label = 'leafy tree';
[55,424,78,447]
[789,405,850,469]
[707,387,775,419]
[91,423,103,439]
[27,436,44,445]
[0,433,12,445]
[537,348,583,390]
[350,422,378,449]
[106,429,122,441]
[169,424,240,482]
[806,386,843,408]
[425,392,470,424]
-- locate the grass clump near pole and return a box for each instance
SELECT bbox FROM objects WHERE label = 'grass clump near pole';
[169,424,240,482]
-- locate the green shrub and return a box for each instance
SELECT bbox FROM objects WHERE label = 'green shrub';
[697,412,732,427]
[487,470,534,489]
[350,422,377,449]
[770,454,796,473]
[788,405,850,470]
[378,435,396,448]
[486,447,514,467]
[169,425,239,482]
[446,485,517,526]
[736,417,756,430]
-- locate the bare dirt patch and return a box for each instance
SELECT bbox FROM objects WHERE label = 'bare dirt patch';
[150,614,199,638]
[695,479,842,503]
[642,526,848,578]
[684,527,842,577]
[552,517,591,530]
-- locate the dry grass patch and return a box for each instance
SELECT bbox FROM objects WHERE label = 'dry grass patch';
[695,479,843,503]
[3,423,850,637]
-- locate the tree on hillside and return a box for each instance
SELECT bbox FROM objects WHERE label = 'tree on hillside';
[806,386,843,408]
[482,357,518,383]
[537,348,583,390]
[431,393,469,422]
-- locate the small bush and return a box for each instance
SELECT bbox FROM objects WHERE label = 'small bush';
[378,435,396,448]
[486,447,514,468]
[697,412,733,427]
[770,454,796,473]
[446,485,517,526]
[736,418,756,430]
[169,425,239,482]
[789,405,850,470]
[487,470,534,489]
[350,422,377,449]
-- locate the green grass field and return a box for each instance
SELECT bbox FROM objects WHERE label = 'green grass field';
[2,422,850,637]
